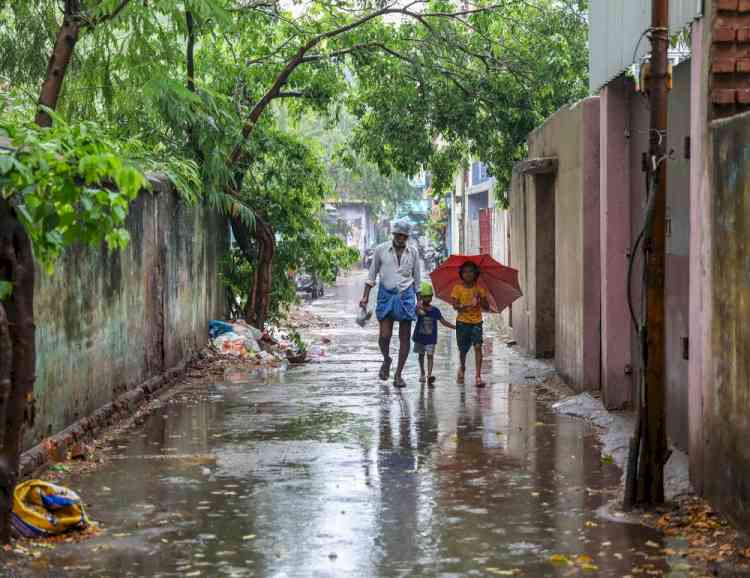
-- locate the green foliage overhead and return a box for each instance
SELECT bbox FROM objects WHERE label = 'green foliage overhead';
[296,112,419,218]
[0,0,588,209]
[0,0,588,306]
[347,0,590,203]
[0,114,146,269]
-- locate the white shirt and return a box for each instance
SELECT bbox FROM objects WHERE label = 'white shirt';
[367,241,421,293]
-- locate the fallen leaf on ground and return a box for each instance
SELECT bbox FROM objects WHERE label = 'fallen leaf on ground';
[550,554,572,565]
[485,568,521,576]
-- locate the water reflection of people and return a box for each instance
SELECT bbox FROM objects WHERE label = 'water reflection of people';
[455,387,484,456]
[374,393,419,571]
[416,387,439,453]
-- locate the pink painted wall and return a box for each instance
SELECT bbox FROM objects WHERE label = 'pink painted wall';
[599,78,634,409]
[582,99,602,390]
[518,97,602,389]
[688,17,709,495]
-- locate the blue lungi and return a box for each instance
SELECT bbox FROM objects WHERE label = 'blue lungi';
[376,285,417,322]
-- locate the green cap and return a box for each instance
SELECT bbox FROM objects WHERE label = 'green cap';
[419,282,433,297]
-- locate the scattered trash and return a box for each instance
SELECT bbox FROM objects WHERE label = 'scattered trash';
[208,319,308,370]
[12,480,91,538]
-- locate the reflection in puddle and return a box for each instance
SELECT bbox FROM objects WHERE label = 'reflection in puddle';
[2,278,684,578]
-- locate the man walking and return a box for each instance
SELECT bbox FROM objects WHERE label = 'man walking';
[360,221,421,388]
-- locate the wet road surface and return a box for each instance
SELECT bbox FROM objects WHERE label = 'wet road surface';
[4,273,692,577]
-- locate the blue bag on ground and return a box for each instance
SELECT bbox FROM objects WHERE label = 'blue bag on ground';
[209,320,234,339]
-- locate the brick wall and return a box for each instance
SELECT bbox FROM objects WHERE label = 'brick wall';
[712,0,750,116]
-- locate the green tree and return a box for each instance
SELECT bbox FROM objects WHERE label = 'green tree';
[0,116,146,541]
[297,112,420,220]
[347,0,589,203]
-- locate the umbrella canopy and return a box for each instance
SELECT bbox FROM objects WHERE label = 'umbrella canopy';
[430,254,522,314]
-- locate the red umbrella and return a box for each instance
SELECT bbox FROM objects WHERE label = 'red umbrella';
[430,254,522,313]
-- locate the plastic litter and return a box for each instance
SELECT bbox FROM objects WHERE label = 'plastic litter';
[356,307,373,328]
[210,319,308,369]
[213,332,246,356]
[244,336,260,353]
[12,480,90,538]
[209,320,234,339]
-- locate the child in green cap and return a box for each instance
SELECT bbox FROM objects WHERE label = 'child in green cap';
[413,281,456,386]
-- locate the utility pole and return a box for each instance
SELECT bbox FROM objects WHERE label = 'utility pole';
[639,0,670,505]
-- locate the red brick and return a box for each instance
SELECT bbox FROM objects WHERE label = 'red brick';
[738,58,750,72]
[738,27,750,42]
[714,57,737,73]
[716,26,737,42]
[737,88,750,103]
[719,0,740,10]
[739,0,750,12]
[712,89,737,104]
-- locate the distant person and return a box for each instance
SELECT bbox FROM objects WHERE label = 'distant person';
[360,221,420,388]
[451,261,490,387]
[413,282,455,386]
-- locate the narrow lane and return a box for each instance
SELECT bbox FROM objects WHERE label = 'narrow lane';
[5,273,685,578]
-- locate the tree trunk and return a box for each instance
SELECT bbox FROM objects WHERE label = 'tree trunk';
[0,302,12,543]
[0,201,36,543]
[246,217,274,330]
[186,10,196,93]
[229,214,275,330]
[35,1,83,127]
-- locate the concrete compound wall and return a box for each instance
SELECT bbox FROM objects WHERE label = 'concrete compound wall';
[28,177,227,449]
[597,62,693,453]
[510,97,601,389]
[706,111,750,527]
[665,60,692,453]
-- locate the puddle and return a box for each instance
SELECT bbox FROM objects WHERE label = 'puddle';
[0,275,693,578]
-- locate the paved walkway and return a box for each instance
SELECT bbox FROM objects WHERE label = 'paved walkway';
[4,273,687,578]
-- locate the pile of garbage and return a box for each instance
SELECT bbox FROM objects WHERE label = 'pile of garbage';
[209,320,317,368]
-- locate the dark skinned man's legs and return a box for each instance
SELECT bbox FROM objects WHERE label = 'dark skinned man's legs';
[394,320,412,382]
[378,318,412,383]
[378,319,394,379]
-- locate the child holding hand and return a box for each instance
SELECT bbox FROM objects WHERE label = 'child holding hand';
[413,282,456,386]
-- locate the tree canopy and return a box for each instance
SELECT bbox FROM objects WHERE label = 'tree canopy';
[1,0,588,204]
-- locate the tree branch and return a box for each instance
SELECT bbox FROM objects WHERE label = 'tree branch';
[228,1,507,166]
[301,42,382,62]
[186,10,196,92]
[274,91,308,99]
[89,0,132,27]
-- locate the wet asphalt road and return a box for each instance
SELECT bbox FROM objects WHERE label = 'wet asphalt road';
[3,273,692,578]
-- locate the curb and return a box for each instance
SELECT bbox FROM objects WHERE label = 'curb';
[19,353,199,478]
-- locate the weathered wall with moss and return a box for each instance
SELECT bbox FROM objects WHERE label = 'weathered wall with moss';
[28,178,227,448]
[707,112,750,526]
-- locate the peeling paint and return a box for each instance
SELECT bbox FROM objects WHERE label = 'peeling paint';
[28,185,227,451]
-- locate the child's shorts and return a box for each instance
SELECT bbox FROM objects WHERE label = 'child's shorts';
[456,322,483,353]
[414,343,436,355]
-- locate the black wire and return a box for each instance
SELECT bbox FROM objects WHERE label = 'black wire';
[626,163,659,333]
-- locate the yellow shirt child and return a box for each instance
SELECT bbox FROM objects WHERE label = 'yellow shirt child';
[450,283,488,325]
[451,261,489,387]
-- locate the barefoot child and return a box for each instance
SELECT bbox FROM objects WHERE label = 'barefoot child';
[451,261,490,387]
[413,282,455,386]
